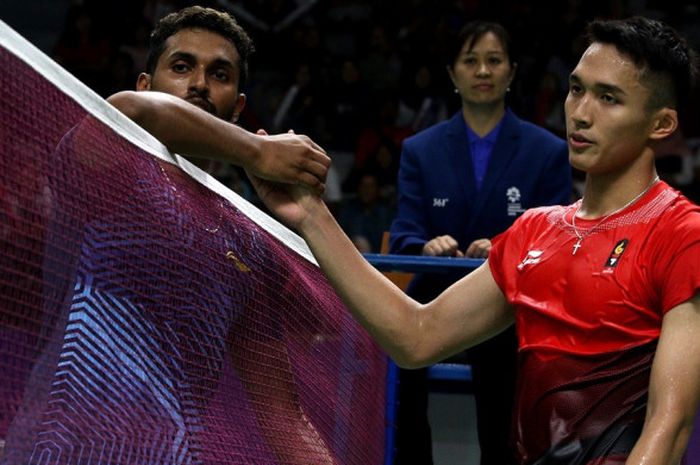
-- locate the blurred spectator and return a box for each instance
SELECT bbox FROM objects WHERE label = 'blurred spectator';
[52,4,112,93]
[655,129,696,198]
[119,17,152,73]
[324,58,368,154]
[397,64,449,131]
[99,50,137,97]
[531,71,565,136]
[338,172,395,253]
[345,92,413,195]
[358,24,403,93]
[142,0,185,26]
[271,62,325,138]
[218,0,318,34]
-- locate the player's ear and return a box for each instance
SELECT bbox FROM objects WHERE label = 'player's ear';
[648,107,678,141]
[230,93,246,124]
[136,73,151,91]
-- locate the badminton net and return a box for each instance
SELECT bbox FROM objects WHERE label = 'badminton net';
[0,20,387,465]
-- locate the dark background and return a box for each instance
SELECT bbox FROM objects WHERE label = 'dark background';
[3,0,700,247]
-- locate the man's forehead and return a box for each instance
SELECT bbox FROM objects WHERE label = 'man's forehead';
[572,42,644,88]
[161,28,240,64]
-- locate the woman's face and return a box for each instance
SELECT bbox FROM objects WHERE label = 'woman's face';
[449,31,515,107]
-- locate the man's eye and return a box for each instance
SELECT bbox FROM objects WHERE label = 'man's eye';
[213,70,229,81]
[172,63,190,73]
[601,94,618,104]
[569,84,582,94]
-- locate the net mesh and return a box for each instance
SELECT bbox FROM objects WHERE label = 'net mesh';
[0,23,387,465]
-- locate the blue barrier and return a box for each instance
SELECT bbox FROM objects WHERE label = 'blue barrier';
[363,253,483,273]
[364,253,483,386]
[366,254,484,465]
[428,363,473,382]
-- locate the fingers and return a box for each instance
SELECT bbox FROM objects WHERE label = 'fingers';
[422,235,460,256]
[285,130,330,166]
[297,171,326,195]
[255,129,330,188]
[295,133,331,170]
[300,133,327,157]
[290,134,330,188]
[299,157,330,183]
[465,238,492,258]
[271,129,331,167]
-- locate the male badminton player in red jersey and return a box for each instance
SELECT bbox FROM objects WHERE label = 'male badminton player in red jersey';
[253,16,700,465]
[107,6,329,192]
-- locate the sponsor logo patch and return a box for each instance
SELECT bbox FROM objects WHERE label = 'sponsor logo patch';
[517,249,543,270]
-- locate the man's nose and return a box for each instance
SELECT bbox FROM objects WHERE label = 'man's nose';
[188,66,208,91]
[569,95,592,128]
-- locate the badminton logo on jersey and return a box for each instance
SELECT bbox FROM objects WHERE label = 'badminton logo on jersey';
[603,239,629,271]
[517,250,543,270]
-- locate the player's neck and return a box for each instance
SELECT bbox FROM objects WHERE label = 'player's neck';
[579,166,659,219]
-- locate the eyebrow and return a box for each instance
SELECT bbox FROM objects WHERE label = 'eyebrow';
[569,73,627,95]
[167,51,236,69]
[464,49,505,55]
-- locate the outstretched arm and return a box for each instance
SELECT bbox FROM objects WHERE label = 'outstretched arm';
[107,91,330,191]
[626,293,700,465]
[249,176,514,368]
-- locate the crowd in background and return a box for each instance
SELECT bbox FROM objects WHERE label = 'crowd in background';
[37,0,700,251]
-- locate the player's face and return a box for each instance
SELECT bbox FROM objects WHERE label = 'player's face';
[137,28,246,122]
[449,31,515,107]
[564,43,657,175]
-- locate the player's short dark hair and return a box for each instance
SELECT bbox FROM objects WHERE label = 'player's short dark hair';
[146,6,255,90]
[447,21,515,69]
[586,16,699,112]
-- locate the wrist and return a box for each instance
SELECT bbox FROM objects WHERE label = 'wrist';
[297,197,333,238]
[241,131,263,170]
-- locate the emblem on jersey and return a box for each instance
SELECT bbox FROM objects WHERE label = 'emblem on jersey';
[507,186,525,217]
[517,249,543,270]
[604,239,629,269]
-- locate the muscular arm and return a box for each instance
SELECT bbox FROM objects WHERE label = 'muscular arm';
[251,177,514,368]
[626,293,700,465]
[107,91,330,191]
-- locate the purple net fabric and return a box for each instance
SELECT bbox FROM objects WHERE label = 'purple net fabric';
[0,24,386,465]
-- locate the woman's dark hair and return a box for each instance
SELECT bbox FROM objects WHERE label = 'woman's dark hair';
[446,21,515,69]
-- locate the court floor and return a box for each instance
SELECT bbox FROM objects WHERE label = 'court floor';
[429,392,480,464]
